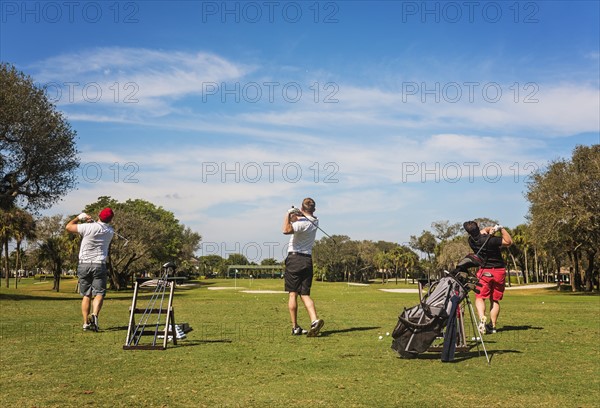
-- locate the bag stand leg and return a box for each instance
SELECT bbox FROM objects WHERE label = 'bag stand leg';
[464,295,490,364]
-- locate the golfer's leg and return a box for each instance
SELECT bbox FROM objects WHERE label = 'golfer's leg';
[490,300,500,327]
[300,295,317,323]
[82,296,91,324]
[288,292,299,327]
[475,297,486,320]
[92,294,104,316]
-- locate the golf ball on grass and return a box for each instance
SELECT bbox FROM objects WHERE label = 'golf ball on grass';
[378,336,383,340]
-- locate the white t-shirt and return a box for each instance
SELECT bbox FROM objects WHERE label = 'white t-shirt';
[287,216,318,255]
[77,222,114,263]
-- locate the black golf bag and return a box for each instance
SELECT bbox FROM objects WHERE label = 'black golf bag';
[391,254,483,359]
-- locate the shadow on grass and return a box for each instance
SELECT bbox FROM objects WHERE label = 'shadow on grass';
[319,326,381,337]
[104,326,230,347]
[553,288,600,296]
[402,348,522,363]
[173,339,234,347]
[103,325,129,332]
[500,325,543,332]
[0,293,76,301]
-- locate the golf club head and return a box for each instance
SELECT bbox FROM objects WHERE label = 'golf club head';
[456,253,484,272]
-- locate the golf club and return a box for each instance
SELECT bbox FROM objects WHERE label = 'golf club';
[89,218,130,246]
[291,206,337,244]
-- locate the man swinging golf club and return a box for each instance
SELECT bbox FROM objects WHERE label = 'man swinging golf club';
[282,197,324,337]
[66,208,115,332]
[463,220,512,335]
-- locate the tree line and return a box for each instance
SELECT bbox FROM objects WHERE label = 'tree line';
[1,62,598,292]
[2,149,598,292]
[0,197,201,291]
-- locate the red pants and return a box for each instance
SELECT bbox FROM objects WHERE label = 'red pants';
[475,268,506,301]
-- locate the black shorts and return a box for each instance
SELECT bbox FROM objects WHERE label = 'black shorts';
[284,253,313,295]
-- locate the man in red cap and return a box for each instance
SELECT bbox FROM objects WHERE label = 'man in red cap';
[66,208,115,332]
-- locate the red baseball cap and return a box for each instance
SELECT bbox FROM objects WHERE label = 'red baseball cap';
[99,207,114,222]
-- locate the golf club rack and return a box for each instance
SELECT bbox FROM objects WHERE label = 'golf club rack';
[390,253,490,363]
[123,262,190,350]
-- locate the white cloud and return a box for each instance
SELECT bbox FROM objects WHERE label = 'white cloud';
[31,47,251,112]
[31,47,598,141]
[32,47,598,260]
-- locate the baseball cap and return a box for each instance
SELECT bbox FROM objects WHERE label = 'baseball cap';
[99,207,114,223]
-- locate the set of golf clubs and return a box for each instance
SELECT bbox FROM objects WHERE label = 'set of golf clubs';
[127,268,172,347]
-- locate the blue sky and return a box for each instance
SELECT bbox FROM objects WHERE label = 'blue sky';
[2,1,599,262]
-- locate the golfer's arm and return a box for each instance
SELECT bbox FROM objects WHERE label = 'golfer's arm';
[480,226,493,235]
[65,217,80,233]
[282,213,294,235]
[500,228,512,247]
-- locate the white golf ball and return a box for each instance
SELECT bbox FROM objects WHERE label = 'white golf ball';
[386,332,390,336]
[378,336,383,340]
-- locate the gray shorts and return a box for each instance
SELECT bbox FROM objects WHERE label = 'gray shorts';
[77,263,107,297]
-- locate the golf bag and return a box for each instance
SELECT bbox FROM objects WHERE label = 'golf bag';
[391,254,483,359]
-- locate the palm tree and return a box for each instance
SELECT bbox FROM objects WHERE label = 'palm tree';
[374,250,393,284]
[0,208,37,287]
[0,209,14,286]
[11,209,36,288]
[38,237,64,292]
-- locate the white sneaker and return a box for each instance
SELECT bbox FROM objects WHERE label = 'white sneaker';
[307,319,324,337]
[90,314,99,332]
[478,316,487,335]
[291,326,308,335]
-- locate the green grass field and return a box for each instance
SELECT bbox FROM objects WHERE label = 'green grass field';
[1,278,598,407]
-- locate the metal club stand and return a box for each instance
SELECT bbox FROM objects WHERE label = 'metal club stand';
[123,275,178,350]
[463,294,490,364]
[419,279,490,363]
[123,262,178,350]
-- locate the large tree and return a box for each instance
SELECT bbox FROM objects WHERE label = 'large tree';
[526,145,600,291]
[82,196,202,290]
[0,62,79,211]
[431,220,462,242]
[409,230,436,261]
[436,237,471,274]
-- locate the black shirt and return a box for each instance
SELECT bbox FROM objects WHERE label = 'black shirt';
[467,234,505,268]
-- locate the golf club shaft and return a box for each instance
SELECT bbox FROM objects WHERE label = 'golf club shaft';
[91,219,129,243]
[292,206,336,243]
